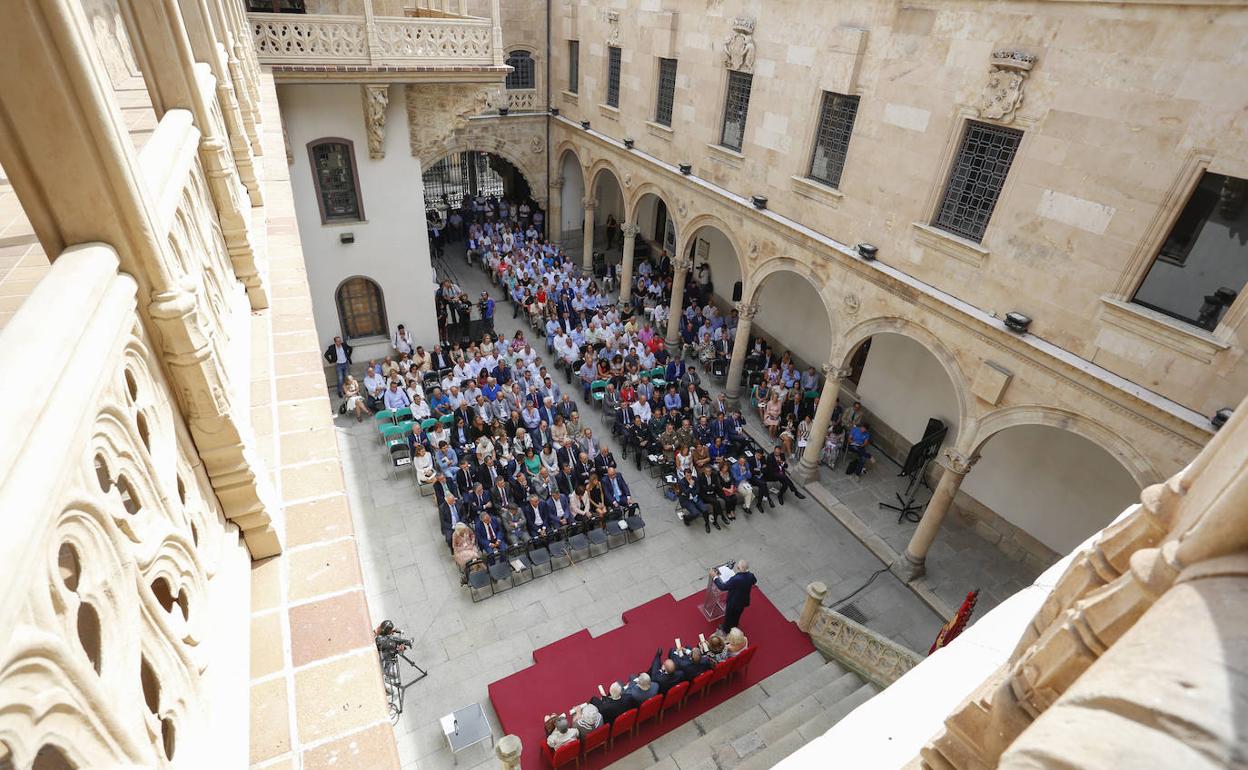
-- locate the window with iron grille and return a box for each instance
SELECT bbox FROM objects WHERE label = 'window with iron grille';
[308,139,362,222]
[808,92,859,188]
[932,121,1022,242]
[654,58,678,127]
[1133,171,1248,331]
[719,70,752,152]
[336,277,387,339]
[506,50,535,90]
[421,152,505,210]
[606,46,622,108]
[568,40,579,93]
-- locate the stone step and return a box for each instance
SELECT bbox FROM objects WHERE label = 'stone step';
[734,682,880,770]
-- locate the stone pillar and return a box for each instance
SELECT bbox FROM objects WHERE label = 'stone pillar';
[724,301,759,402]
[0,0,281,558]
[496,734,522,769]
[796,365,851,483]
[892,448,977,581]
[665,256,692,347]
[123,0,269,310]
[489,0,505,67]
[619,223,640,304]
[581,198,596,271]
[548,175,564,243]
[797,581,828,633]
[363,0,382,63]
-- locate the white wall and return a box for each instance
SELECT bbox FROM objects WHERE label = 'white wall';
[593,172,624,227]
[961,425,1141,553]
[559,152,584,234]
[753,271,832,368]
[280,83,436,361]
[856,333,960,445]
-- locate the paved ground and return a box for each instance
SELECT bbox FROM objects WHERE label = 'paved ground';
[331,243,1033,769]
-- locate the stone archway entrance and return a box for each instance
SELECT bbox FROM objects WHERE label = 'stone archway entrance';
[422,150,533,211]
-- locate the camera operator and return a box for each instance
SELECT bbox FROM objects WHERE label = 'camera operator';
[374,620,413,665]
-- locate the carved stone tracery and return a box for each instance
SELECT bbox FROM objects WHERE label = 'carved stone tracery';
[361,84,389,160]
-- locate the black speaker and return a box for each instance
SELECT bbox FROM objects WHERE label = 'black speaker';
[731,281,743,302]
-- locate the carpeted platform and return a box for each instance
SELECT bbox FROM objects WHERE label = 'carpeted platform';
[488,588,815,769]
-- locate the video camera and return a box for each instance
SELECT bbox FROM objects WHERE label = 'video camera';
[374,620,413,661]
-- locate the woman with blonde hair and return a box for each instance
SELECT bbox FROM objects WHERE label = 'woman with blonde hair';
[412,444,436,484]
[342,374,370,421]
[725,627,749,656]
[763,392,783,437]
[451,521,481,570]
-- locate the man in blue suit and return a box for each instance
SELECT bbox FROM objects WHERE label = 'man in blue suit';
[602,467,636,515]
[711,560,757,635]
[475,512,505,563]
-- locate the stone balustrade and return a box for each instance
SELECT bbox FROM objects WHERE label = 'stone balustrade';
[250,12,499,67]
[507,89,539,111]
[798,582,925,688]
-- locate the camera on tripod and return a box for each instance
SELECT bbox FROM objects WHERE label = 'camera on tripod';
[375,620,413,660]
[375,620,428,723]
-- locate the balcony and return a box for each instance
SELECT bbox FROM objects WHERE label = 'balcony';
[249,7,507,81]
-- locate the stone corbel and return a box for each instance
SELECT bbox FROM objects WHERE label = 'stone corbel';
[362,84,389,160]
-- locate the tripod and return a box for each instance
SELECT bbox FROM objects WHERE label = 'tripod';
[879,457,933,524]
[381,650,428,723]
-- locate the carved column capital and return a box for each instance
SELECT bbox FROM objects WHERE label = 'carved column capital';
[938,448,977,476]
[551,175,565,190]
[736,301,760,320]
[621,223,641,238]
[822,364,852,380]
[582,197,596,210]
[672,256,693,272]
[361,84,389,160]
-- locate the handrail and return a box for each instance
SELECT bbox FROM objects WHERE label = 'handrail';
[797,582,924,687]
[249,11,498,67]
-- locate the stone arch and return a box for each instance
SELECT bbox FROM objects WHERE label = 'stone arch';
[744,256,838,356]
[968,405,1161,489]
[627,182,680,229]
[837,315,973,441]
[334,275,388,341]
[676,212,748,281]
[417,138,546,207]
[587,159,628,220]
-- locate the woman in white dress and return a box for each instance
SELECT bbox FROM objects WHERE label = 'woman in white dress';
[342,375,369,422]
[412,444,436,484]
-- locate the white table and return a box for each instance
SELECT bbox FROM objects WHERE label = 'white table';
[440,702,493,764]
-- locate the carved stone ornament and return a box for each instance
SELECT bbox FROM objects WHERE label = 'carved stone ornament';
[723,16,757,73]
[606,10,621,45]
[676,199,688,219]
[582,197,596,210]
[623,172,633,188]
[843,293,861,316]
[979,49,1036,123]
[938,447,977,475]
[621,223,641,238]
[404,84,499,160]
[530,135,544,155]
[551,175,565,190]
[822,364,853,380]
[736,301,760,320]
[362,84,389,160]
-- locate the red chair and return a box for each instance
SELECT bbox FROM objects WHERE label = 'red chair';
[635,694,663,733]
[729,646,758,684]
[610,708,637,750]
[704,662,731,696]
[542,737,581,769]
[659,682,689,722]
[685,669,714,704]
[581,723,609,760]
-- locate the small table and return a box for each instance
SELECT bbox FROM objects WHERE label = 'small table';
[440,702,493,764]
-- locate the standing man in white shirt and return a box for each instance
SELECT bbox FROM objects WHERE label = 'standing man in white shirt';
[392,323,415,357]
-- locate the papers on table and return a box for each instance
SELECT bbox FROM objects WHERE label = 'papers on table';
[716,565,735,582]
[439,713,457,735]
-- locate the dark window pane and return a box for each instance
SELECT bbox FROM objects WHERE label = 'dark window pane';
[932,121,1022,242]
[311,141,360,221]
[607,46,622,108]
[1133,172,1248,330]
[568,40,579,94]
[654,58,677,127]
[505,50,535,90]
[337,277,386,339]
[720,70,752,152]
[808,92,859,188]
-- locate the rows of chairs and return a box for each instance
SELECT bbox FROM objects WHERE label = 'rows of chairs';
[465,507,646,602]
[372,409,455,480]
[542,646,760,769]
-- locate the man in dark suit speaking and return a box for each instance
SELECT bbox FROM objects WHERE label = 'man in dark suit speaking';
[709,559,757,635]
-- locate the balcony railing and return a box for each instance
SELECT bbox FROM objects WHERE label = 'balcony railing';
[797,583,924,688]
[250,11,500,68]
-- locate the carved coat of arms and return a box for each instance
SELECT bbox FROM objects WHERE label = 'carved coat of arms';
[723,16,756,73]
[979,50,1036,123]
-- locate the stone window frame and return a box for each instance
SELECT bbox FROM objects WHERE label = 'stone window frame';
[335,275,388,341]
[805,90,860,190]
[718,69,753,153]
[567,40,579,95]
[306,137,365,225]
[930,119,1023,243]
[1099,149,1245,356]
[653,56,678,128]
[605,45,622,109]
[505,49,536,91]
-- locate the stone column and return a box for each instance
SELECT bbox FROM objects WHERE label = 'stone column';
[796,365,851,483]
[547,175,564,243]
[581,197,596,271]
[363,0,382,63]
[665,256,692,347]
[797,581,828,633]
[892,449,977,581]
[618,223,640,304]
[724,301,759,402]
[496,734,522,769]
[0,0,281,558]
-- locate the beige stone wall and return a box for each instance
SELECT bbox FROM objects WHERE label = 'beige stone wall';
[549,0,1248,419]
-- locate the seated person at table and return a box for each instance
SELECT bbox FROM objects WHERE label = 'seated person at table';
[545,716,579,750]
[589,681,631,723]
[622,672,658,706]
[647,648,685,694]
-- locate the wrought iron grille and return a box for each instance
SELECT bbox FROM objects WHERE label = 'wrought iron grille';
[808,92,859,188]
[568,40,579,93]
[606,46,622,107]
[311,141,360,221]
[720,70,753,152]
[505,50,535,90]
[933,121,1023,242]
[654,57,677,127]
[421,152,505,210]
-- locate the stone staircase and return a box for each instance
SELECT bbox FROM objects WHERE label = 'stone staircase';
[611,652,879,769]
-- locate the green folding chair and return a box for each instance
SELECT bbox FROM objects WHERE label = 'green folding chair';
[650,367,667,389]
[589,380,608,409]
[374,410,395,443]
[379,422,412,446]
[394,406,414,422]
[420,417,439,432]
[439,413,456,427]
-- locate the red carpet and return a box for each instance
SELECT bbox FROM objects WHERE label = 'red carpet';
[488,589,815,769]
